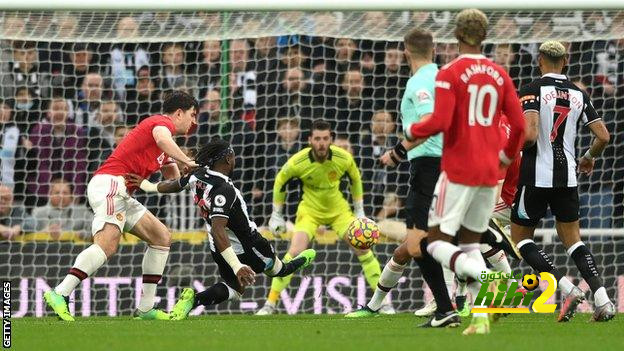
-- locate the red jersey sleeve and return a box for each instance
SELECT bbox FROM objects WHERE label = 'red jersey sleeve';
[407,69,455,140]
[499,73,525,164]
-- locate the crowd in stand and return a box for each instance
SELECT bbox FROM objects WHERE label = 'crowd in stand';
[1,11,623,239]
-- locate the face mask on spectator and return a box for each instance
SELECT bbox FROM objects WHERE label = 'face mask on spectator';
[15,101,33,110]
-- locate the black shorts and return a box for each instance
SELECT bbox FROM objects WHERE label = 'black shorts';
[405,157,441,230]
[211,231,276,290]
[511,185,580,227]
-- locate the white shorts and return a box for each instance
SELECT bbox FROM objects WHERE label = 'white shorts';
[428,172,497,235]
[492,200,512,228]
[87,174,147,236]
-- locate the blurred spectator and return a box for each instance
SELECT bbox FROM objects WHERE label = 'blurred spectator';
[229,39,257,129]
[158,42,197,98]
[492,43,521,87]
[13,86,41,132]
[1,16,26,72]
[594,37,623,109]
[125,65,162,125]
[254,36,279,96]
[110,16,150,101]
[74,72,104,127]
[330,69,373,135]
[333,134,354,155]
[23,178,90,238]
[435,42,458,65]
[372,45,410,111]
[492,15,518,40]
[57,43,97,101]
[357,110,400,218]
[278,44,310,74]
[260,67,314,134]
[113,124,131,147]
[254,117,302,221]
[86,100,119,173]
[0,40,51,100]
[197,39,221,99]
[28,97,87,207]
[0,100,32,201]
[0,184,25,240]
[312,38,359,103]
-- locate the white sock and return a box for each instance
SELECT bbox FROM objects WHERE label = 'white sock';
[442,267,455,300]
[594,287,610,307]
[480,244,512,275]
[367,258,406,311]
[457,279,468,296]
[558,277,575,295]
[428,241,488,281]
[137,245,170,312]
[55,244,107,296]
[462,244,490,307]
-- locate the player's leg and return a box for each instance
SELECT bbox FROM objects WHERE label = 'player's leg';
[45,175,122,321]
[257,211,316,315]
[127,204,171,320]
[552,188,615,321]
[510,186,584,321]
[171,251,243,320]
[336,213,382,296]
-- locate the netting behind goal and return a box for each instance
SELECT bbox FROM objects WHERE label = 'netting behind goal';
[1,10,623,317]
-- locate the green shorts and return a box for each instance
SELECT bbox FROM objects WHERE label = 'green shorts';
[294,205,355,241]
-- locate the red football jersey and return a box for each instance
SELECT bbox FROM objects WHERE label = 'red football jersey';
[408,54,525,186]
[498,115,520,207]
[95,115,177,192]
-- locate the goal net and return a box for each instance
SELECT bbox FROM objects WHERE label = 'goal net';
[1,8,623,317]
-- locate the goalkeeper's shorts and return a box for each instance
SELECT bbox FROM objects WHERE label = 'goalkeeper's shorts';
[294,205,355,241]
[87,174,147,236]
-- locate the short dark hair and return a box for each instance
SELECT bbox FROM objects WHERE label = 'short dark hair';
[196,138,232,167]
[310,119,331,135]
[404,28,433,58]
[12,40,36,51]
[162,90,199,115]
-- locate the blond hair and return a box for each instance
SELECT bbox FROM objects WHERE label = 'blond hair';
[539,40,567,62]
[455,9,488,46]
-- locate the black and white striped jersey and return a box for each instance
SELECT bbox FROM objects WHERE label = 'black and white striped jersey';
[518,73,601,188]
[180,168,258,253]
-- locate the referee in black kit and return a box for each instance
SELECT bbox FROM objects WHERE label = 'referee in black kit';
[510,41,615,322]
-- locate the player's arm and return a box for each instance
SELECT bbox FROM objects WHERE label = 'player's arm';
[518,83,540,148]
[499,74,526,166]
[579,94,610,174]
[152,126,197,168]
[269,158,298,233]
[382,114,431,167]
[160,158,181,180]
[210,186,256,286]
[124,172,191,193]
[345,154,365,217]
[405,72,454,141]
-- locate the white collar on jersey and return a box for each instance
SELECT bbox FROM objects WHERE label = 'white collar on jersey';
[542,73,568,80]
[458,54,486,59]
[206,168,230,181]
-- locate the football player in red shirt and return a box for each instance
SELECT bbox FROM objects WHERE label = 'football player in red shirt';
[45,91,198,321]
[405,9,525,335]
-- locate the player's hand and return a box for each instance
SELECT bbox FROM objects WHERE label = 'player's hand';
[183,159,199,170]
[125,173,145,189]
[578,157,595,175]
[236,265,256,286]
[268,211,286,235]
[380,150,398,168]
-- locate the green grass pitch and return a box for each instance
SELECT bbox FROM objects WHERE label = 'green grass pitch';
[12,313,623,351]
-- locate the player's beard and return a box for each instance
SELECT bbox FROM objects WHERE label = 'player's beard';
[312,147,328,161]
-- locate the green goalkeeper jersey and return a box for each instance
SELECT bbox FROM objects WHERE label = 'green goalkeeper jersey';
[273,145,363,217]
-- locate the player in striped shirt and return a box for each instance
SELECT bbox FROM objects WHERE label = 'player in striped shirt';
[511,41,615,322]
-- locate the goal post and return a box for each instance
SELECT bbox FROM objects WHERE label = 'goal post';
[1,3,623,317]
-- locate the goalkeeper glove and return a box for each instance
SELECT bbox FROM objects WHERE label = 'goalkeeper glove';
[354,200,365,218]
[268,204,286,234]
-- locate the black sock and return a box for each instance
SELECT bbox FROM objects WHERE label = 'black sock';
[518,241,564,281]
[274,257,307,277]
[193,282,231,307]
[569,244,603,293]
[415,238,454,314]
